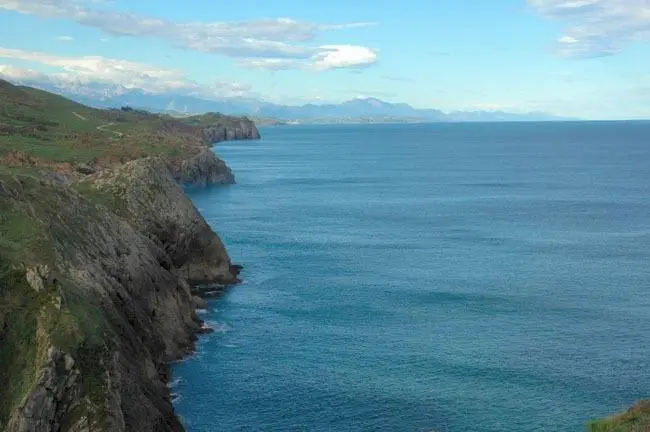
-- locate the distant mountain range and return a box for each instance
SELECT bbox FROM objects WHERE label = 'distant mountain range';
[8,80,574,124]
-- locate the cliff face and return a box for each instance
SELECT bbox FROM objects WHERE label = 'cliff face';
[166,118,260,189]
[200,118,261,144]
[1,156,240,431]
[80,157,238,285]
[171,149,235,188]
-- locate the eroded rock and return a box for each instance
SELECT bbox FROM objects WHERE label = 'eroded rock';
[25,264,50,292]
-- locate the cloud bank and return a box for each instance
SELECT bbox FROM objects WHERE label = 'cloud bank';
[0,0,379,69]
[0,47,251,98]
[529,0,650,58]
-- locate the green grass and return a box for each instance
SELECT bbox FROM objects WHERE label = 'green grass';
[0,176,52,263]
[181,112,230,126]
[0,209,45,256]
[587,402,650,432]
[73,180,129,215]
[0,263,41,425]
[0,79,216,167]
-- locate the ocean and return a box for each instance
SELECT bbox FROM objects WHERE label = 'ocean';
[173,121,650,432]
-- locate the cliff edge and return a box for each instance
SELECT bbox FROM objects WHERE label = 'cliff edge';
[0,80,257,431]
[171,149,235,188]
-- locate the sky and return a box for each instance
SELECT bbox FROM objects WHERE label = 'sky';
[0,0,648,119]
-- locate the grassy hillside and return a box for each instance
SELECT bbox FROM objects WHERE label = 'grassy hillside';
[178,111,246,127]
[0,79,221,171]
[587,402,650,432]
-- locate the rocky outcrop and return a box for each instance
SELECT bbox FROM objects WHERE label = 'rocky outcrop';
[167,117,261,188]
[0,155,241,431]
[7,348,87,432]
[171,149,235,188]
[200,118,260,144]
[80,157,239,285]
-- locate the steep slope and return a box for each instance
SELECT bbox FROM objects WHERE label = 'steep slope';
[1,171,204,431]
[77,157,239,285]
[0,81,257,431]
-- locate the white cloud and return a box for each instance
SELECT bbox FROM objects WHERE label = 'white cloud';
[529,0,650,58]
[237,45,379,71]
[0,47,251,98]
[558,36,578,44]
[56,35,74,41]
[0,0,379,69]
[236,58,302,71]
[0,64,45,80]
[312,45,379,70]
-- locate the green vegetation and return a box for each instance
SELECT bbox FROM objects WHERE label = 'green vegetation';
[180,111,246,127]
[0,79,209,168]
[73,180,128,213]
[0,202,57,424]
[0,173,111,427]
[587,402,650,432]
[0,262,41,425]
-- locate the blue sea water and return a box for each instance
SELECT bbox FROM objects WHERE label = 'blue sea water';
[173,122,650,432]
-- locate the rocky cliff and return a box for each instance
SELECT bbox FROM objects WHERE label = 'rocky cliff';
[80,157,238,285]
[165,117,259,188]
[0,155,243,431]
[170,149,235,188]
[199,118,261,144]
[0,79,262,431]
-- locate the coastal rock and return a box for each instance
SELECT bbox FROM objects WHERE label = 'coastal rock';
[0,156,239,431]
[172,149,235,188]
[81,157,238,285]
[192,295,207,310]
[7,347,84,432]
[64,354,75,372]
[2,174,199,431]
[200,118,260,144]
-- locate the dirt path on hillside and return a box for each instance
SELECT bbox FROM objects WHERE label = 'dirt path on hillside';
[96,122,124,138]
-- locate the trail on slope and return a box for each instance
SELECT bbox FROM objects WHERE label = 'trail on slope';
[96,122,124,138]
[71,111,124,138]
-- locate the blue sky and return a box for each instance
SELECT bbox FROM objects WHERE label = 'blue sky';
[0,0,648,119]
